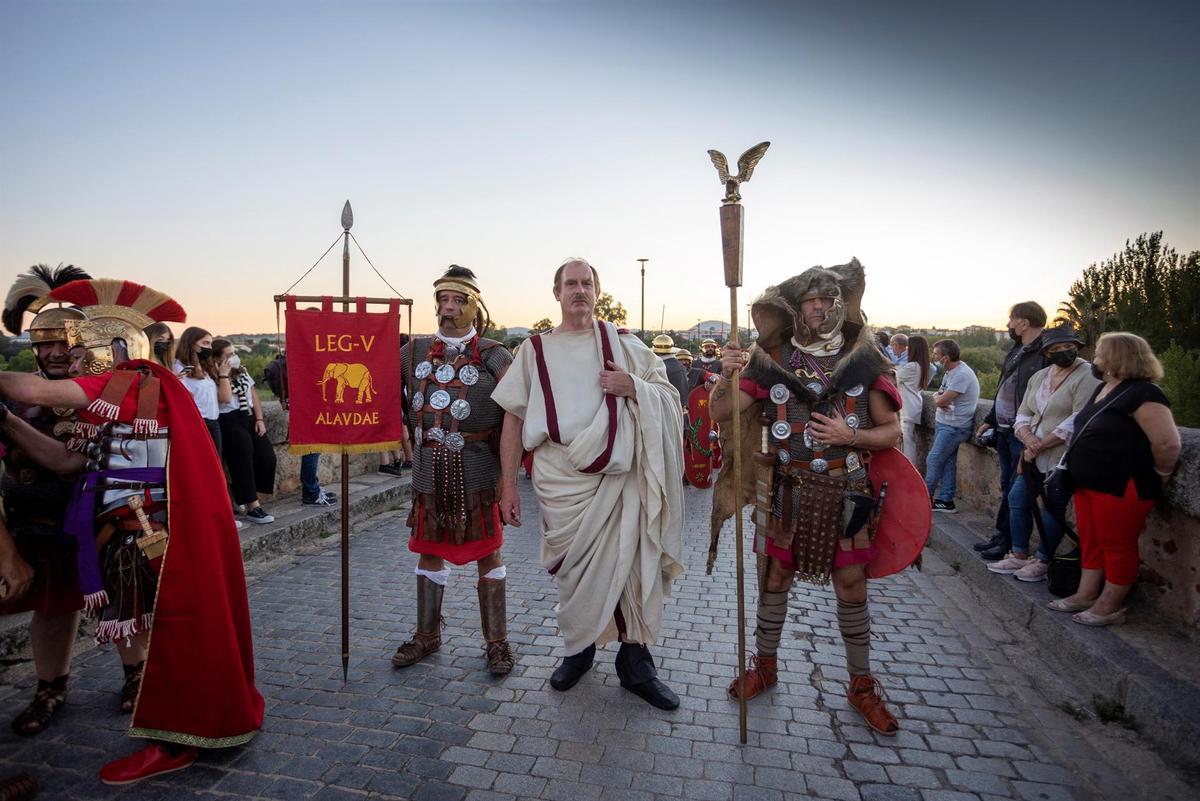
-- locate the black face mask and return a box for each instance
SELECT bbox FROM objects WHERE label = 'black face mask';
[1091,363,1105,380]
[1048,349,1077,368]
[153,340,171,358]
[1008,327,1020,342]
[197,347,213,361]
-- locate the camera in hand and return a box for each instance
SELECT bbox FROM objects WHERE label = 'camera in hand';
[977,428,997,448]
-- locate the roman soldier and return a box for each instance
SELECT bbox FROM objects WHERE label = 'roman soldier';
[0,265,91,737]
[652,334,689,409]
[709,259,907,736]
[394,265,516,675]
[694,338,722,386]
[0,278,264,783]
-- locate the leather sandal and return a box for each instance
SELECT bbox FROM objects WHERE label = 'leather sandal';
[10,675,68,737]
[848,674,899,736]
[1047,598,1095,613]
[727,655,777,701]
[1072,608,1127,627]
[120,661,144,713]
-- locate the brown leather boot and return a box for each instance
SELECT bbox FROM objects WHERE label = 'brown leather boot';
[392,576,443,668]
[727,654,777,700]
[848,673,899,736]
[478,577,515,675]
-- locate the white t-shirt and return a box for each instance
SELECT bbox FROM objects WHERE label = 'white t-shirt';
[174,359,220,421]
[934,361,980,429]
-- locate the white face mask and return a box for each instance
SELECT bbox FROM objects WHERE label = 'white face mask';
[229,354,241,369]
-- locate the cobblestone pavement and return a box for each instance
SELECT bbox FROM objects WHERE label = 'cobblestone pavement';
[1,479,1192,800]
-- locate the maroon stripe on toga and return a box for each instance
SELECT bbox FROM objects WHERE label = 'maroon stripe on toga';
[530,334,562,444]
[581,321,619,474]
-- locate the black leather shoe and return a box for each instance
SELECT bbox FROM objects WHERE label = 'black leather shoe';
[979,543,1009,561]
[973,533,1003,552]
[550,645,595,691]
[621,676,680,710]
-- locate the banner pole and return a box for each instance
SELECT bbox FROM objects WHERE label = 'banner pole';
[340,200,353,683]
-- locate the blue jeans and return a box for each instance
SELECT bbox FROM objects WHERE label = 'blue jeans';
[994,429,1024,540]
[300,453,321,500]
[924,423,972,502]
[1009,471,1064,560]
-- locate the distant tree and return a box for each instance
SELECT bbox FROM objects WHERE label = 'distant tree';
[593,293,627,326]
[2,350,35,373]
[530,318,553,333]
[484,321,508,341]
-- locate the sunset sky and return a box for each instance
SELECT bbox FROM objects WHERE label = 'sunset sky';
[2,0,1197,336]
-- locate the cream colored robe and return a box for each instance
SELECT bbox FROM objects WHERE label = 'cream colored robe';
[493,321,685,653]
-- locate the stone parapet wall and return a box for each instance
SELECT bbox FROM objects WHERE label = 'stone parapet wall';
[910,392,1200,631]
[261,400,385,494]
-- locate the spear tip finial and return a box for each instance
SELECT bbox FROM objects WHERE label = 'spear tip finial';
[341,200,354,231]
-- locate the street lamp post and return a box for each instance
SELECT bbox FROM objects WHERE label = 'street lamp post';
[637,258,648,342]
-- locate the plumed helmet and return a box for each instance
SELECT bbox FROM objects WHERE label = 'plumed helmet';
[41,278,186,375]
[652,334,675,354]
[433,265,490,332]
[3,264,93,341]
[750,257,868,350]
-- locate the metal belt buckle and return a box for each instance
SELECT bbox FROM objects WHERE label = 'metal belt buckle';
[770,420,791,441]
[414,361,433,379]
[445,432,465,452]
[846,452,861,472]
[450,399,471,421]
[459,365,480,386]
[435,363,456,384]
[809,457,829,474]
[769,383,789,405]
[429,390,451,410]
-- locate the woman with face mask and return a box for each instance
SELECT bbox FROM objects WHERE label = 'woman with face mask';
[1046,332,1180,625]
[987,326,1100,581]
[174,326,231,453]
[144,322,175,369]
[212,339,276,525]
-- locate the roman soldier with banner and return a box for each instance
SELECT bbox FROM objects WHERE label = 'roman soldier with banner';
[393,265,516,675]
[710,258,930,737]
[0,264,91,737]
[0,278,263,783]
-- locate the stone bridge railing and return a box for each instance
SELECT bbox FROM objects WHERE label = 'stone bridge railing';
[260,400,383,494]
[910,393,1200,632]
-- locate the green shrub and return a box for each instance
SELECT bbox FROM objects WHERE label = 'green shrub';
[960,345,1007,374]
[976,369,1000,400]
[1159,344,1200,428]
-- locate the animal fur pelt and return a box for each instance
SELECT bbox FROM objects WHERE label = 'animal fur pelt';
[3,263,91,335]
[706,400,763,575]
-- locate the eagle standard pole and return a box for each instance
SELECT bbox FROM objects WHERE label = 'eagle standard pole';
[340,199,353,682]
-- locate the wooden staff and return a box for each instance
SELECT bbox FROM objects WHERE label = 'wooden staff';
[708,141,770,745]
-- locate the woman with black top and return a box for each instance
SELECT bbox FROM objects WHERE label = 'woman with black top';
[213,339,276,525]
[1048,332,1180,626]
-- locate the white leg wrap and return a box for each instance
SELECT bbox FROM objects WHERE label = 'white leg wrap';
[415,566,451,585]
[483,565,506,580]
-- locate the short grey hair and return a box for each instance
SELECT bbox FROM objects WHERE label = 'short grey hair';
[553,257,601,292]
[890,333,908,347]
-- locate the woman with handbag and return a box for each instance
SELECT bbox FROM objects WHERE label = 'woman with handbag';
[987,326,1099,581]
[1047,332,1180,625]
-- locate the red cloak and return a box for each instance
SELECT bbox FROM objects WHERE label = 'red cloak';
[74,360,264,748]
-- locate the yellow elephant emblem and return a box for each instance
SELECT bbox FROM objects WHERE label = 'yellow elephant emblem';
[318,362,376,404]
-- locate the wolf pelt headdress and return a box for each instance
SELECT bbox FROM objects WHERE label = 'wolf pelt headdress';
[741,257,889,402]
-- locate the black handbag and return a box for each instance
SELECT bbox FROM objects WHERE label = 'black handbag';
[1047,526,1081,597]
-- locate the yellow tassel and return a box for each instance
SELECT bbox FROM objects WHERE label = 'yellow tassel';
[288,441,404,456]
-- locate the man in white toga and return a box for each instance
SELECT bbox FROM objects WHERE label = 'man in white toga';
[493,258,685,710]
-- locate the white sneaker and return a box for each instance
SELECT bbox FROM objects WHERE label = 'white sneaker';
[1014,560,1049,582]
[987,554,1032,574]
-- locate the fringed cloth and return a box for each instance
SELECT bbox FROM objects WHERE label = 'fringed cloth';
[93,502,163,645]
[407,487,504,566]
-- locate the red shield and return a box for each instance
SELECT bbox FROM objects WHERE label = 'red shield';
[866,447,932,579]
[684,384,718,487]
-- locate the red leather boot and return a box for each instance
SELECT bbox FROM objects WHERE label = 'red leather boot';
[99,743,198,785]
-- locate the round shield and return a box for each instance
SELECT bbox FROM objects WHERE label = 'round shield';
[769,383,789,405]
[807,381,824,396]
[777,449,791,465]
[414,361,433,380]
[866,447,933,579]
[459,364,480,386]
[410,392,424,414]
[846,414,860,429]
[435,363,456,384]
[846,383,865,397]
[427,427,446,444]
[846,451,861,472]
[809,457,829,474]
[445,432,465,452]
[770,420,791,441]
[450,399,471,421]
[429,389,451,410]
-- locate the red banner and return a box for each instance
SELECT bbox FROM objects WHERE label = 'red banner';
[284,296,403,454]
